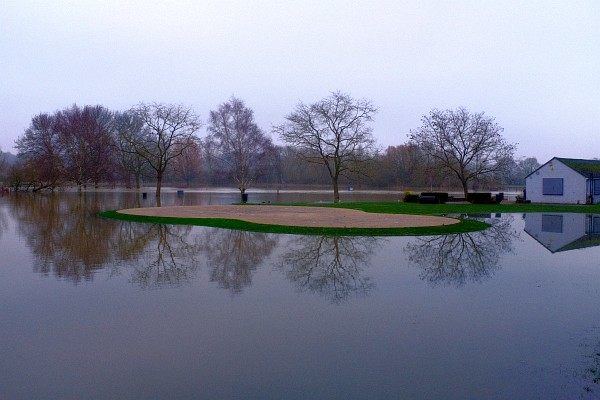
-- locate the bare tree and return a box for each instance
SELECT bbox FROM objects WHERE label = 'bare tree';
[207,97,275,202]
[15,113,63,190]
[53,105,116,189]
[274,91,377,203]
[507,156,540,186]
[409,107,517,198]
[169,138,203,187]
[277,145,330,186]
[125,103,202,201]
[15,105,118,190]
[0,147,6,185]
[374,144,427,188]
[113,111,148,188]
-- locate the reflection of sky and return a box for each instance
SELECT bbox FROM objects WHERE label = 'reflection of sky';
[3,204,600,398]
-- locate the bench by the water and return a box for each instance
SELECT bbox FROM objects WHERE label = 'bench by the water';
[417,192,449,204]
[466,192,504,204]
[417,195,437,204]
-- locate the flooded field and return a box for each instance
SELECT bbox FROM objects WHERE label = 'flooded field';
[1,190,599,399]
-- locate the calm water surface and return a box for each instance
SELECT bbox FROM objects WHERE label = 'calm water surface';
[1,191,600,399]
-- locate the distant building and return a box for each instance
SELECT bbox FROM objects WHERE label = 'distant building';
[525,157,600,204]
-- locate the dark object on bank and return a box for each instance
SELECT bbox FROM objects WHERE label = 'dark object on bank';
[467,192,505,204]
[515,195,530,204]
[417,192,448,204]
[403,194,419,203]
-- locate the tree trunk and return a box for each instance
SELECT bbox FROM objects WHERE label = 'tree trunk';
[461,179,469,199]
[156,172,162,206]
[332,179,340,203]
[240,187,246,203]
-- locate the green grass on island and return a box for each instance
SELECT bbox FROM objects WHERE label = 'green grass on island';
[311,201,600,215]
[99,201,600,237]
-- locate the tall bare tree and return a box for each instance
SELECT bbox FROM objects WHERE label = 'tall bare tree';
[207,97,275,202]
[0,147,7,186]
[15,113,63,190]
[113,111,148,189]
[375,144,427,188]
[274,91,377,203]
[506,156,540,186]
[409,107,516,198]
[16,105,117,190]
[169,137,203,187]
[47,105,117,189]
[125,103,202,201]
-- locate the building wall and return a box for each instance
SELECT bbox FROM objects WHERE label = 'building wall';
[525,158,587,204]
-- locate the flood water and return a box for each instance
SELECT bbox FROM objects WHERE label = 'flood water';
[2,190,600,399]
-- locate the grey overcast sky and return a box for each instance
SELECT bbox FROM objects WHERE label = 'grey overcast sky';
[1,0,598,162]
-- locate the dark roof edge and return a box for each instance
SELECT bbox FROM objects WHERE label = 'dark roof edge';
[525,157,600,179]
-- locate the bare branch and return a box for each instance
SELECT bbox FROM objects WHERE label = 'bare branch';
[275,91,377,202]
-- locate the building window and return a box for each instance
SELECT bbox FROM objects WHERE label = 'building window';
[543,178,563,195]
[594,179,600,196]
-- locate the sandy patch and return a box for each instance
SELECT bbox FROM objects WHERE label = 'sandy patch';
[117,205,459,228]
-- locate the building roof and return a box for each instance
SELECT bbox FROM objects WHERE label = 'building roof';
[555,158,600,178]
[527,157,600,179]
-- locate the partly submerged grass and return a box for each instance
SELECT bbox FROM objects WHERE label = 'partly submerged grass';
[99,201,600,236]
[98,208,488,236]
[302,201,600,215]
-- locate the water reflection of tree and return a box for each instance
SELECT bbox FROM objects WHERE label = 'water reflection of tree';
[199,229,278,293]
[278,236,381,303]
[8,192,201,286]
[405,216,518,287]
[128,223,201,289]
[10,193,120,282]
[0,204,8,240]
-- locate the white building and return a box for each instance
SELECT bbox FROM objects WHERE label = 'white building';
[525,157,600,204]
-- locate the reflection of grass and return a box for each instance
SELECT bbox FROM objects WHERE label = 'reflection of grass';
[584,352,600,394]
[589,353,600,383]
[99,201,600,236]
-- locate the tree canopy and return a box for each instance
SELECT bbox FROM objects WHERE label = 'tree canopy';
[275,91,377,203]
[125,103,202,201]
[409,107,517,197]
[207,97,275,202]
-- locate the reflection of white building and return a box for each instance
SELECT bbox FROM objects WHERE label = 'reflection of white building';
[524,213,600,253]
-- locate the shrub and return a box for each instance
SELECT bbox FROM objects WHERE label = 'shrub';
[403,191,419,203]
[467,192,492,204]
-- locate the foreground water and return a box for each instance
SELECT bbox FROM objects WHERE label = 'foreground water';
[1,190,600,399]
